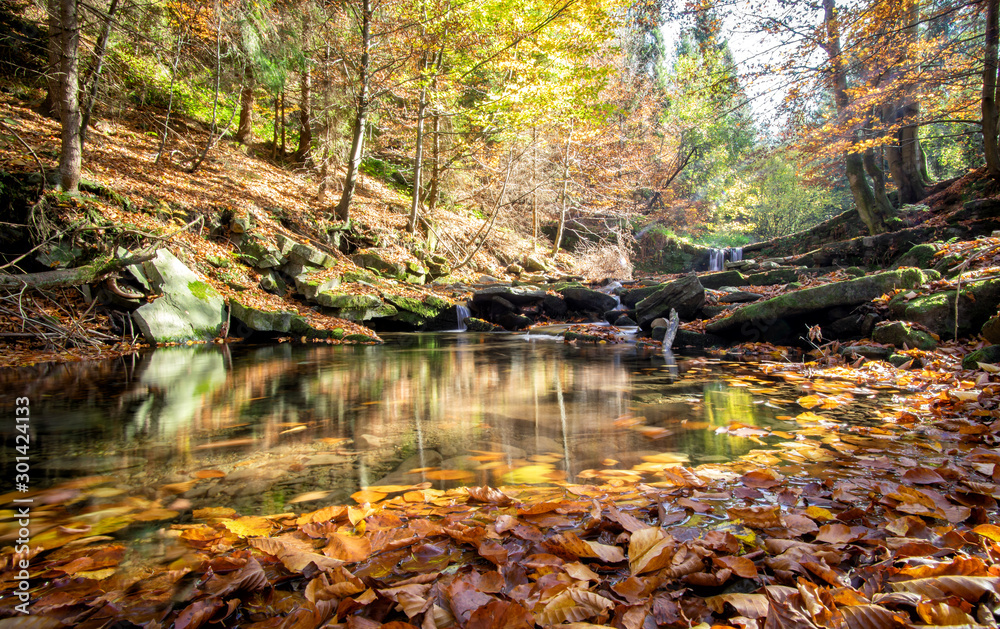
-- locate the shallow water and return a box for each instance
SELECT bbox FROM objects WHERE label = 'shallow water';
[0,334,819,514]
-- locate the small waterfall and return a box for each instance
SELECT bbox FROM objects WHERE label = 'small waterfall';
[730,246,743,263]
[455,304,470,332]
[708,248,726,272]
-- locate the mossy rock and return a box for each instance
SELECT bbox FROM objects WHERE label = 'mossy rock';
[962,345,1000,369]
[564,331,605,343]
[708,268,928,337]
[465,318,505,332]
[743,268,802,286]
[207,254,230,268]
[843,266,865,277]
[840,345,893,360]
[894,243,939,270]
[343,333,381,343]
[229,300,295,333]
[871,321,937,350]
[890,276,1000,338]
[698,271,747,291]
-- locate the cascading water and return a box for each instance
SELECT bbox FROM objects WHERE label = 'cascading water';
[455,304,471,332]
[708,248,726,272]
[730,246,743,263]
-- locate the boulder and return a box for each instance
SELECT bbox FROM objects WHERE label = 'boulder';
[465,318,506,332]
[613,314,637,327]
[522,255,548,273]
[963,345,1000,369]
[229,299,346,339]
[259,271,287,295]
[674,330,725,348]
[351,250,405,278]
[295,272,342,300]
[385,294,448,326]
[983,315,1000,344]
[717,290,764,304]
[743,268,803,286]
[699,271,747,290]
[889,277,1000,338]
[635,274,705,328]
[871,321,937,350]
[132,250,225,343]
[894,243,940,269]
[707,268,929,340]
[288,243,335,268]
[559,286,619,313]
[841,345,894,360]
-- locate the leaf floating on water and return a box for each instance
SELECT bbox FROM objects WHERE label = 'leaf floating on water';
[194,507,238,520]
[424,469,475,482]
[901,467,946,485]
[288,490,331,504]
[466,486,514,505]
[222,516,273,538]
[351,489,388,504]
[191,470,226,479]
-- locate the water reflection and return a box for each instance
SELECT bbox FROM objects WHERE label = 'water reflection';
[0,334,797,514]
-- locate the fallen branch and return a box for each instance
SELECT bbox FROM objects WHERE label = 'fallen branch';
[0,251,157,291]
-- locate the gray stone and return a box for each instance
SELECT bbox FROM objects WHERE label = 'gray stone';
[699,271,747,290]
[259,271,287,295]
[522,255,548,273]
[674,330,725,348]
[352,251,404,278]
[872,321,937,350]
[295,273,342,300]
[230,300,295,333]
[707,269,928,337]
[132,250,225,343]
[288,243,334,268]
[559,286,619,313]
[840,345,893,360]
[895,243,939,270]
[506,263,524,275]
[717,290,764,304]
[635,274,705,328]
[613,314,637,327]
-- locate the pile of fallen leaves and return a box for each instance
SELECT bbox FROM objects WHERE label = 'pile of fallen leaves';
[4,348,1000,627]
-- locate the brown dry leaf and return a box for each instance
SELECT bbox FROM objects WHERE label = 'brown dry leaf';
[713,555,758,578]
[741,469,785,488]
[222,516,273,538]
[552,532,625,563]
[348,504,378,526]
[727,505,783,528]
[891,576,1000,602]
[132,508,180,522]
[628,527,674,575]
[704,593,767,618]
[916,600,977,625]
[424,469,475,481]
[323,532,372,563]
[249,536,344,572]
[902,468,946,485]
[535,588,613,625]
[466,486,513,505]
[466,600,534,629]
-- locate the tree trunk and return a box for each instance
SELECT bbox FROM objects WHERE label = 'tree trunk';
[280,89,286,157]
[235,66,254,145]
[824,0,889,234]
[271,92,279,159]
[531,125,538,251]
[408,50,430,234]
[294,9,312,163]
[889,0,927,203]
[335,0,372,223]
[863,146,894,215]
[80,0,119,148]
[551,126,573,256]
[58,0,81,193]
[41,0,62,120]
[294,66,312,162]
[426,111,441,213]
[984,0,1000,180]
[317,47,331,202]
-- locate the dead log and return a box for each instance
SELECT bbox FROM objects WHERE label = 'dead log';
[0,251,157,291]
